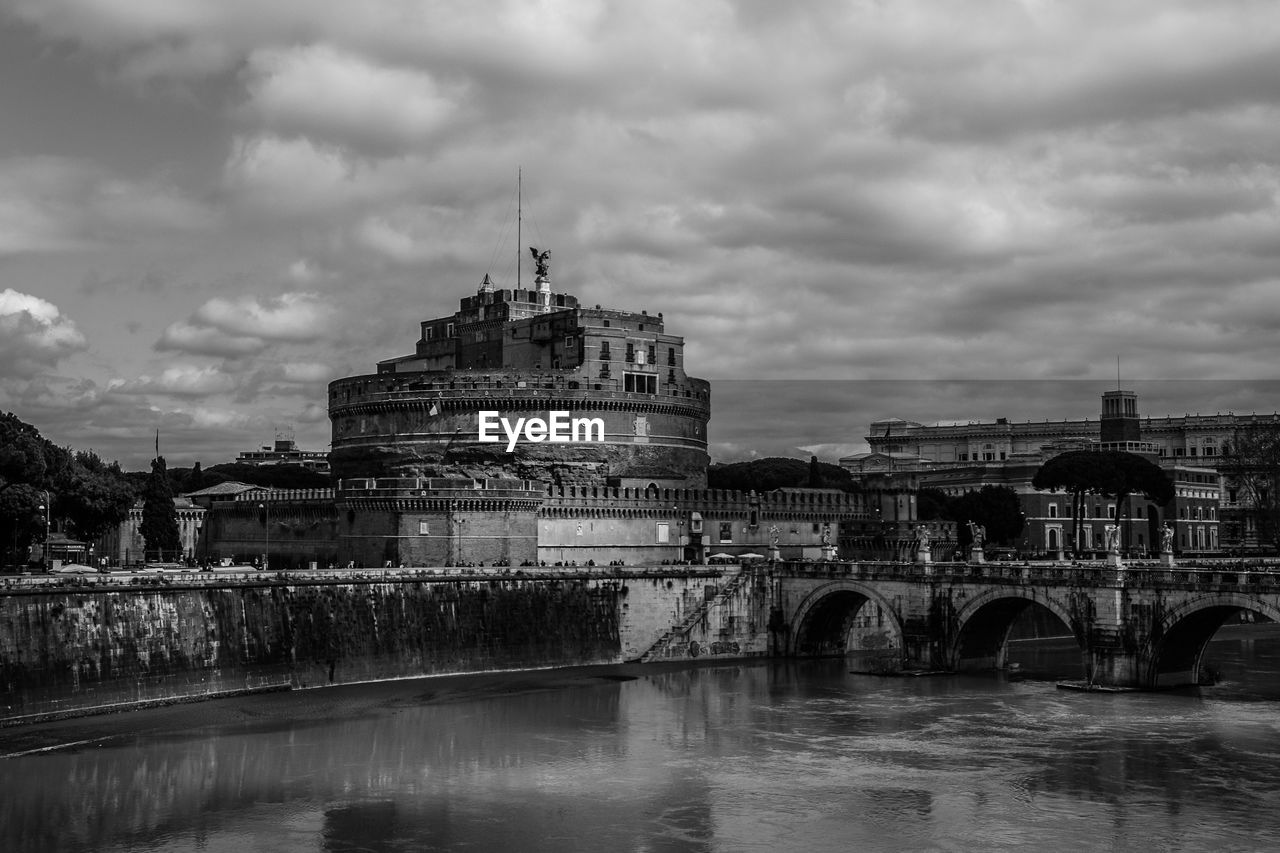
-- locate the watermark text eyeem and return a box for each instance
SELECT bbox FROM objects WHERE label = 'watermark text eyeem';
[478,411,605,452]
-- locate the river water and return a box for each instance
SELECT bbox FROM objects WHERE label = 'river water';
[3,626,1280,852]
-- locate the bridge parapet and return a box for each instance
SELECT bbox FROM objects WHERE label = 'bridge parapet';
[778,560,1280,593]
[776,558,1280,690]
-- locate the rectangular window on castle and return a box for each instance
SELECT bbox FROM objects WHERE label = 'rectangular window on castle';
[626,343,635,363]
[648,345,656,364]
[624,373,657,394]
[668,347,676,365]
[418,521,429,535]
[600,341,611,360]
[719,522,733,543]
[656,522,670,544]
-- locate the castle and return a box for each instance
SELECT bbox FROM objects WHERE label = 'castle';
[198,254,937,569]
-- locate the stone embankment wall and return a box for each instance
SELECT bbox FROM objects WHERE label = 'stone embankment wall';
[0,567,771,723]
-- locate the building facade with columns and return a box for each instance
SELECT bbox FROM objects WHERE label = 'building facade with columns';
[844,389,1222,557]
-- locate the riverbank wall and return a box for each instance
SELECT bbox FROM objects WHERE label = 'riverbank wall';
[0,566,773,724]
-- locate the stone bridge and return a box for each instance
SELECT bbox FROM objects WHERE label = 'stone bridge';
[773,560,1280,689]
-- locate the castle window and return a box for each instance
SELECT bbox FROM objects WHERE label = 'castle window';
[648,345,655,364]
[1048,503,1058,518]
[624,373,657,394]
[625,343,635,363]
[600,341,611,360]
[445,323,454,337]
[668,347,676,365]
[424,326,435,340]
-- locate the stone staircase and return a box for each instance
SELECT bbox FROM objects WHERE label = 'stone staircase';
[637,567,752,662]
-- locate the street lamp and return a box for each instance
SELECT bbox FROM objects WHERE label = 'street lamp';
[37,493,50,569]
[258,501,269,571]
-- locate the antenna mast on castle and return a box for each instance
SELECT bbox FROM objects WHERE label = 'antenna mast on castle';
[517,168,522,289]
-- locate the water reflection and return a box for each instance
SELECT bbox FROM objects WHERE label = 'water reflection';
[3,629,1280,852]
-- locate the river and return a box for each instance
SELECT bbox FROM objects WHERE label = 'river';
[3,625,1280,852]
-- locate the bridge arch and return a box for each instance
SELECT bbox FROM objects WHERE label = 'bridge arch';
[947,588,1084,672]
[1146,593,1280,689]
[789,581,906,669]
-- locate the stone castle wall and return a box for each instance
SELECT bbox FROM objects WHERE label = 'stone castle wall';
[202,495,340,569]
[327,370,711,486]
[0,568,769,723]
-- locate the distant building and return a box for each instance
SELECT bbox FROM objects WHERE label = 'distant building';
[184,481,261,510]
[236,438,330,474]
[845,388,1222,557]
[97,497,207,566]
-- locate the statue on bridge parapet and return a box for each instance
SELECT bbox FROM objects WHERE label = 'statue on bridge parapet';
[1104,523,1121,554]
[914,524,932,565]
[1104,523,1123,569]
[820,523,837,561]
[966,521,986,563]
[769,525,782,562]
[1160,523,1175,567]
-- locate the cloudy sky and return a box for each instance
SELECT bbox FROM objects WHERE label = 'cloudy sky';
[3,1,1280,470]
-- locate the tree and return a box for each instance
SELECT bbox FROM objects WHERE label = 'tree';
[140,456,181,562]
[186,461,205,493]
[0,412,68,566]
[1032,450,1173,555]
[57,451,136,544]
[0,412,52,496]
[1221,422,1280,551]
[952,486,1026,550]
[707,457,857,492]
[917,488,953,521]
[197,462,329,490]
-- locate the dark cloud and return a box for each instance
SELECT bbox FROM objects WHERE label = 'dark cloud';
[4,1,1280,467]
